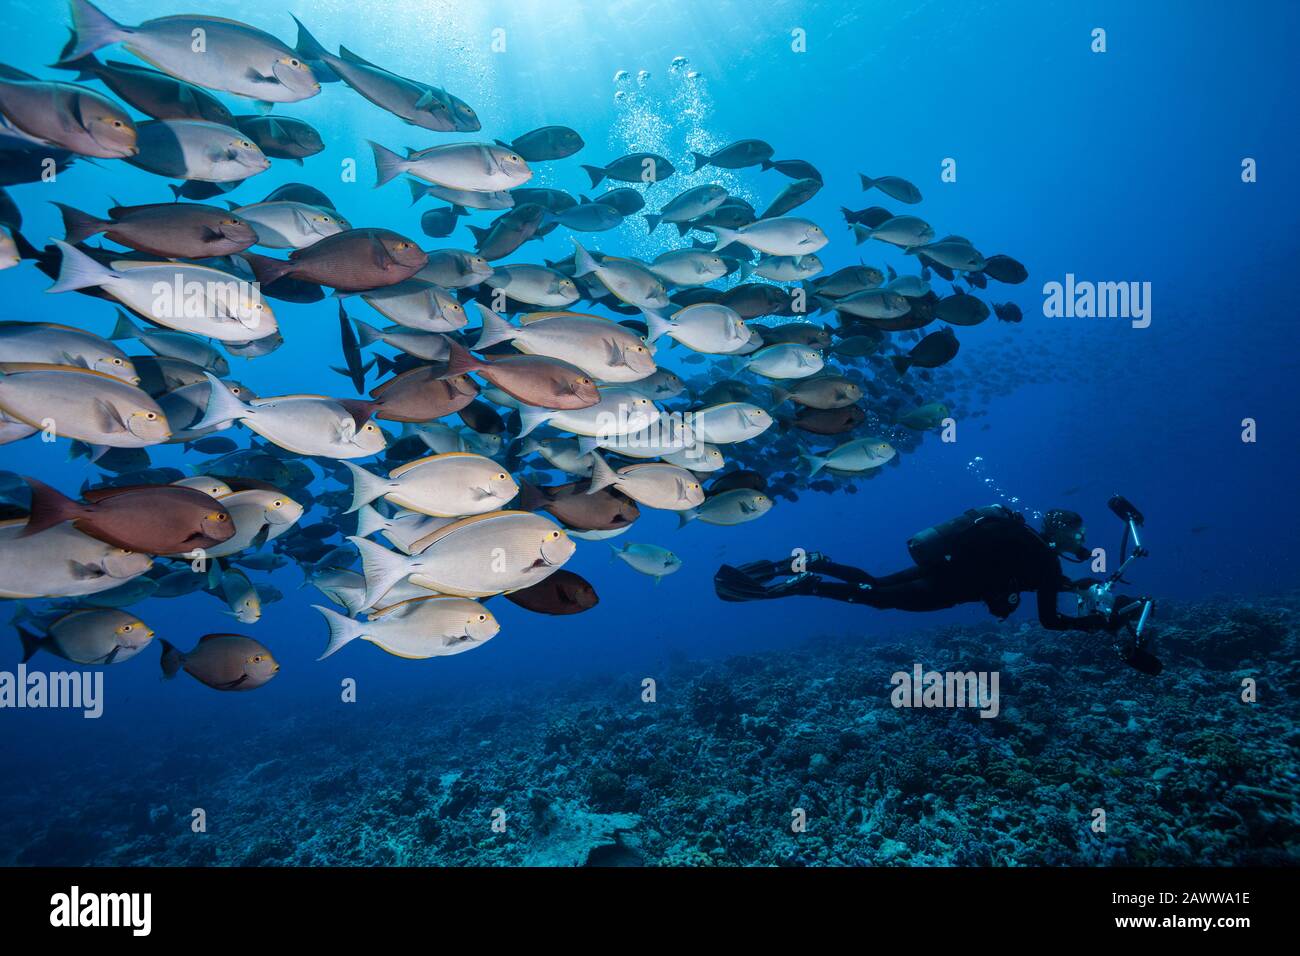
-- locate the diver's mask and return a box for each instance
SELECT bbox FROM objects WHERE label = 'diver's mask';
[1043,510,1089,560]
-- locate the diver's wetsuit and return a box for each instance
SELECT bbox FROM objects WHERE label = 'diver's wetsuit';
[728,508,1110,632]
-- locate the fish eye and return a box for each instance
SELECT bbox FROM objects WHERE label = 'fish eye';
[111,357,123,365]
[549,531,560,539]
[497,473,508,480]
[364,424,376,432]
[239,140,253,149]
[477,614,487,622]
[255,303,265,311]
[272,500,283,508]
[510,155,520,162]
[144,412,157,420]
[120,624,133,633]
[289,58,301,67]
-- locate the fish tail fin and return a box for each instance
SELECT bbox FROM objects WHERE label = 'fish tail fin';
[59,0,129,64]
[676,508,699,529]
[570,237,599,277]
[108,308,139,341]
[350,316,383,348]
[353,502,391,538]
[10,228,40,261]
[46,239,116,294]
[644,213,661,234]
[404,177,427,206]
[347,535,413,609]
[52,202,106,245]
[471,302,517,350]
[737,258,755,280]
[159,639,183,680]
[240,250,294,287]
[369,140,407,188]
[516,478,546,513]
[15,623,46,663]
[312,604,365,660]
[575,436,600,456]
[342,461,393,513]
[585,454,619,494]
[891,355,912,376]
[760,159,773,170]
[580,164,606,189]
[770,386,791,405]
[193,371,250,432]
[642,308,673,345]
[851,225,869,246]
[691,152,710,172]
[291,14,329,61]
[18,476,83,538]
[710,226,739,251]
[802,453,828,477]
[859,173,875,192]
[514,405,553,438]
[52,49,101,81]
[442,339,486,378]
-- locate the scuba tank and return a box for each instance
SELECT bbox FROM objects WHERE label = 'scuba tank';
[907,504,1020,568]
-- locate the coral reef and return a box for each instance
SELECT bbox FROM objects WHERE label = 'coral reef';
[3,594,1296,866]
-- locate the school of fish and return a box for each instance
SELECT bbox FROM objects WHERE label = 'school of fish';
[0,0,1029,691]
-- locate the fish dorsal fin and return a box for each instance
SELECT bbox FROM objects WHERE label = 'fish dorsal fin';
[389,451,478,478]
[0,362,129,385]
[79,484,154,503]
[337,45,384,70]
[408,509,529,552]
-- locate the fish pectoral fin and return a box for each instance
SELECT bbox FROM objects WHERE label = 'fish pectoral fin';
[68,560,104,580]
[216,674,250,690]
[414,89,437,111]
[103,645,121,665]
[290,205,315,234]
[59,351,90,369]
[244,67,277,85]
[368,235,394,272]
[92,398,127,433]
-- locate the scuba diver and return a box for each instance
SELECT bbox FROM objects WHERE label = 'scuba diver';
[715,498,1161,674]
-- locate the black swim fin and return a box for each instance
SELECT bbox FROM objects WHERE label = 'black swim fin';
[714,564,775,602]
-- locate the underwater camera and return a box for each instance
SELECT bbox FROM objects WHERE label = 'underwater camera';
[1079,495,1156,654]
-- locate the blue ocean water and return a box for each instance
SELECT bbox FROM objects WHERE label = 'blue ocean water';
[0,0,1296,866]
